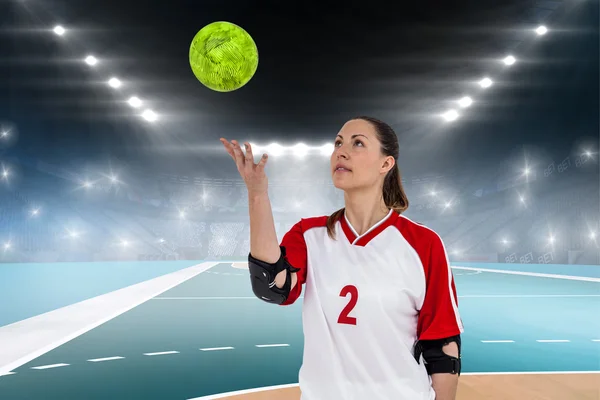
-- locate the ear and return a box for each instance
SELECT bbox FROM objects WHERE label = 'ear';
[380,155,395,174]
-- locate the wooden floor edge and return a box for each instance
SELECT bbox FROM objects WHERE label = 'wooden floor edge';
[188,372,600,400]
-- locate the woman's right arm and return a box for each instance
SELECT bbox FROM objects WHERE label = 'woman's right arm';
[249,192,297,290]
[220,138,296,291]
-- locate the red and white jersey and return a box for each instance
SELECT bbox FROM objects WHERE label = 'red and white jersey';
[279,209,463,400]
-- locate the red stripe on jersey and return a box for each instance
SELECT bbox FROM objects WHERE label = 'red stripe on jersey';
[394,215,464,339]
[279,216,328,306]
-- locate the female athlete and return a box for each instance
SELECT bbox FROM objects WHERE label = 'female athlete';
[220,116,463,400]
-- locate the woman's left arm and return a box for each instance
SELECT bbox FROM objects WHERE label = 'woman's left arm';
[414,230,464,400]
[430,341,460,400]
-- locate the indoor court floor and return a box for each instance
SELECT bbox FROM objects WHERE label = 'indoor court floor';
[0,262,598,399]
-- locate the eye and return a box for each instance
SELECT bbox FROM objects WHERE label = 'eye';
[334,140,342,147]
[354,140,364,147]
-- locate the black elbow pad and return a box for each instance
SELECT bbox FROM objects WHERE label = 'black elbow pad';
[247,246,300,305]
[413,335,461,376]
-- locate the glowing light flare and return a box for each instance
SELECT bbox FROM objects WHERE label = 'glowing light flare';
[85,55,98,66]
[128,96,142,108]
[458,97,473,108]
[442,110,459,122]
[141,109,157,122]
[503,55,516,66]
[108,77,122,89]
[53,25,66,36]
[479,77,493,88]
[536,25,548,36]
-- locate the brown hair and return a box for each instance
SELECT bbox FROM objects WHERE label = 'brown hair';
[326,116,409,240]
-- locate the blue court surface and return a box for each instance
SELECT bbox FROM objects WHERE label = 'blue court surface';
[0,262,599,400]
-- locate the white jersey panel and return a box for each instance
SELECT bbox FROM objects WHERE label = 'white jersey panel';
[298,221,435,400]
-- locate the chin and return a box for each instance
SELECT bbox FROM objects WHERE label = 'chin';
[332,175,353,191]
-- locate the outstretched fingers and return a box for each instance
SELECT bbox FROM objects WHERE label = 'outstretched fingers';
[230,140,246,172]
[220,138,236,160]
[256,152,268,171]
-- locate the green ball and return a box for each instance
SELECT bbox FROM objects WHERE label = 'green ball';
[189,21,259,92]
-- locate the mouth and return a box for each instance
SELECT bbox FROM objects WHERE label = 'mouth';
[334,167,351,173]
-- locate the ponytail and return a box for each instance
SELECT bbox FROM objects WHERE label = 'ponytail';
[326,207,345,240]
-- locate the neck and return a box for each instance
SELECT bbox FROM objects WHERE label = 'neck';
[343,187,390,236]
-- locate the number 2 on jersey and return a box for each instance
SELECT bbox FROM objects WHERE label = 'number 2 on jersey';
[337,285,358,325]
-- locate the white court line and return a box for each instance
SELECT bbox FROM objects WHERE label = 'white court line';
[0,261,220,377]
[536,340,570,343]
[200,347,234,351]
[592,339,600,342]
[255,344,289,348]
[481,340,515,343]
[31,363,69,370]
[452,266,600,282]
[143,351,179,356]
[87,356,125,362]
[0,371,16,377]
[187,373,600,400]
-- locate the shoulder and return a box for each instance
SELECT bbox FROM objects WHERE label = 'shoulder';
[293,215,329,233]
[393,214,444,248]
[281,215,329,246]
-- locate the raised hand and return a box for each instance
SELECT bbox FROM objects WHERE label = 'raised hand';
[220,138,269,196]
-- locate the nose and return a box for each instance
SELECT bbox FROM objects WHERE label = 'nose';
[335,146,349,159]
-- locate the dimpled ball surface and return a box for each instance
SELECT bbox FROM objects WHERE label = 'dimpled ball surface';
[189,21,259,92]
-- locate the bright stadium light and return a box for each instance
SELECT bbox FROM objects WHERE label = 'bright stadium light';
[85,55,98,66]
[179,211,185,219]
[536,25,548,36]
[31,208,40,216]
[293,143,310,158]
[121,240,129,247]
[267,143,284,157]
[479,77,493,88]
[53,25,66,36]
[503,55,516,66]
[442,110,459,122]
[82,181,92,188]
[141,109,157,122]
[2,169,8,179]
[548,235,555,244]
[582,149,596,159]
[3,242,10,250]
[1,131,8,138]
[108,77,122,89]
[590,231,597,240]
[320,143,334,156]
[458,96,473,108]
[128,96,142,108]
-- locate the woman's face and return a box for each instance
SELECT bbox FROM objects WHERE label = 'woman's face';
[330,119,393,191]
